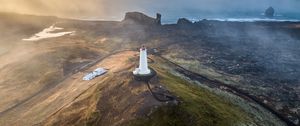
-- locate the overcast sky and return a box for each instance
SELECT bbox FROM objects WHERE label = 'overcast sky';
[0,0,299,20]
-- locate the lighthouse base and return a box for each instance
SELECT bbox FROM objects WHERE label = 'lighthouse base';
[133,68,151,75]
[133,67,156,82]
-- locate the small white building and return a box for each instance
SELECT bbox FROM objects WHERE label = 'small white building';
[133,46,151,75]
[83,68,107,81]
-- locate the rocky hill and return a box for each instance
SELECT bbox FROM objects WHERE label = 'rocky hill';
[0,12,299,125]
[123,12,161,25]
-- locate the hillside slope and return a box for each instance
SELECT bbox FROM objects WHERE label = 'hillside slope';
[40,52,284,126]
[0,12,293,126]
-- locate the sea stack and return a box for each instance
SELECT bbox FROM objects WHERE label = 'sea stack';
[265,6,275,18]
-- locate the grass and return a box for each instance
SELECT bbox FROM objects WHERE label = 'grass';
[127,64,252,126]
[40,54,253,126]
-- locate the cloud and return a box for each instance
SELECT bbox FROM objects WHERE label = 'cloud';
[0,0,299,20]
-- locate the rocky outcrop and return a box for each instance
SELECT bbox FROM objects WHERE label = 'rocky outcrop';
[265,6,275,18]
[177,18,193,25]
[123,12,161,25]
[156,13,162,25]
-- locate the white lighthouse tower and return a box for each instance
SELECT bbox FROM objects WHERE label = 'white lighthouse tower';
[133,46,151,75]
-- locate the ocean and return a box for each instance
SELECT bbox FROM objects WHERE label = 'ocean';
[159,11,300,24]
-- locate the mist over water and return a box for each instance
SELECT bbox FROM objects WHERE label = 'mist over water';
[159,11,300,24]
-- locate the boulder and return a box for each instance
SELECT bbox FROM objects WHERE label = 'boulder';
[123,12,161,25]
[265,6,275,18]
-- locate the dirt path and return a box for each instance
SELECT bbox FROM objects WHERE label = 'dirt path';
[0,51,136,126]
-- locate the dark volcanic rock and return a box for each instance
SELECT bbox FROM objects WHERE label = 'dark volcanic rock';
[265,6,275,18]
[123,12,161,25]
[177,18,193,25]
[156,13,162,25]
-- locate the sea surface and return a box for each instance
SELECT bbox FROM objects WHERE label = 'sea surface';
[159,11,300,24]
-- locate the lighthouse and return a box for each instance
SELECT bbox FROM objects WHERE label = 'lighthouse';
[133,46,151,75]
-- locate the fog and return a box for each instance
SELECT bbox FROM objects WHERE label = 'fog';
[0,0,299,20]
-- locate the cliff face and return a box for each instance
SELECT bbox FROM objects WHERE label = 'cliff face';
[123,12,161,25]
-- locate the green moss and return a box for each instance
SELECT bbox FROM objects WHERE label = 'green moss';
[127,106,194,126]
[127,65,251,126]
[85,111,100,126]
